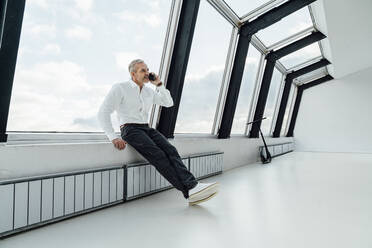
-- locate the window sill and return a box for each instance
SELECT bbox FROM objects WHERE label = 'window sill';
[4,131,284,146]
[5,132,111,145]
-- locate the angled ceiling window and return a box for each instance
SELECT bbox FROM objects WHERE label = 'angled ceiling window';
[222,0,273,17]
[7,0,172,132]
[231,46,261,134]
[294,67,327,84]
[279,42,321,69]
[175,0,232,134]
[256,6,313,47]
[261,68,282,136]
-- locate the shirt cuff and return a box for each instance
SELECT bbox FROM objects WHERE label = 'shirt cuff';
[156,84,166,92]
[107,133,120,141]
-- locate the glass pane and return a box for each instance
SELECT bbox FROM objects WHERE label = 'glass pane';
[223,0,272,17]
[281,83,294,136]
[256,7,313,46]
[295,67,327,84]
[279,43,321,69]
[261,68,282,136]
[8,0,172,132]
[231,46,261,134]
[174,1,232,134]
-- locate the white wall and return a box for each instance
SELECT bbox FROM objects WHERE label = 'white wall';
[310,0,372,79]
[295,66,372,153]
[0,135,293,180]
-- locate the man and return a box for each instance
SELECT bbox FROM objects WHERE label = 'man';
[98,59,219,205]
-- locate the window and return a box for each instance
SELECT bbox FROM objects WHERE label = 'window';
[295,67,327,84]
[279,43,322,69]
[174,1,232,134]
[256,6,313,47]
[7,0,172,132]
[231,46,261,134]
[223,0,273,17]
[261,68,282,136]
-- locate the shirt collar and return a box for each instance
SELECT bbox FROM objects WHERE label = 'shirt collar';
[129,79,147,92]
[129,79,139,88]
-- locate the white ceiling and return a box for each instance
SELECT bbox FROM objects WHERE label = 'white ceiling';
[311,0,372,79]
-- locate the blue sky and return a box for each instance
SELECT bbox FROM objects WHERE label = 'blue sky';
[7,0,320,135]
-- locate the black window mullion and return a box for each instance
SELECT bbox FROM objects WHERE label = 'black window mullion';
[301,74,333,90]
[157,0,201,138]
[0,0,26,143]
[218,33,252,139]
[249,56,277,138]
[240,0,318,36]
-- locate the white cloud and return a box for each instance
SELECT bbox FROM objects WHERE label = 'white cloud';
[8,60,110,131]
[281,43,320,67]
[114,11,162,27]
[115,52,141,71]
[301,43,320,57]
[63,3,104,26]
[132,35,145,43]
[175,67,225,133]
[185,65,225,82]
[144,14,162,27]
[175,119,212,134]
[29,24,56,38]
[43,43,61,54]
[140,0,160,9]
[15,60,89,94]
[245,56,259,65]
[29,0,49,9]
[75,0,93,12]
[293,43,320,58]
[65,25,92,41]
[113,10,140,21]
[289,21,312,34]
[113,10,136,21]
[148,1,160,9]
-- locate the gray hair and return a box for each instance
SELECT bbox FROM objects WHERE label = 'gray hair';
[128,59,144,73]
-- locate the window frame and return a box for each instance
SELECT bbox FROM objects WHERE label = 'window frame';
[4,0,329,144]
[5,0,178,144]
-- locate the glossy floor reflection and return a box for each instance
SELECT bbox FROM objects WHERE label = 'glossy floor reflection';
[1,152,372,248]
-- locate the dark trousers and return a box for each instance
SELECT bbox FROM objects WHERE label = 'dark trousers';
[121,124,198,198]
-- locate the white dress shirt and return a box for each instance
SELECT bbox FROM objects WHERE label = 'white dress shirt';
[98,79,174,141]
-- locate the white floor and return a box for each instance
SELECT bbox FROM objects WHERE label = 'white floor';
[1,152,372,248]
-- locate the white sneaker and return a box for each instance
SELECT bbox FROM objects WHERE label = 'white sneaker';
[188,182,219,205]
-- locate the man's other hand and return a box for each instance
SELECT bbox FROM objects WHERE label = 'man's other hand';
[112,138,127,150]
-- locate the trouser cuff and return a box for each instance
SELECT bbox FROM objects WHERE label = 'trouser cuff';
[183,181,198,199]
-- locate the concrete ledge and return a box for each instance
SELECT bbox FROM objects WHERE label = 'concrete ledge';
[0,135,294,180]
